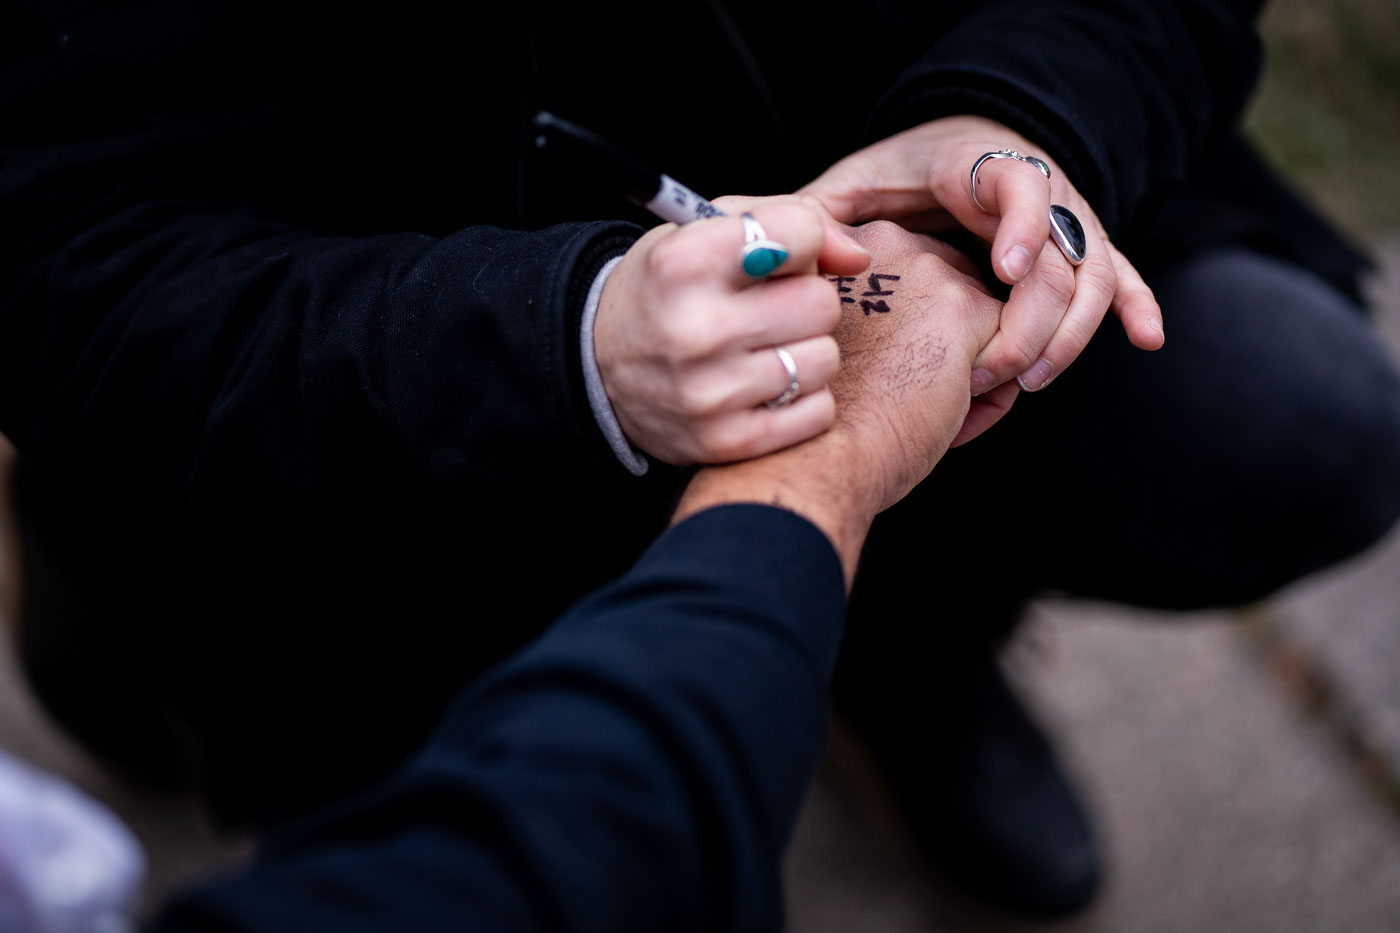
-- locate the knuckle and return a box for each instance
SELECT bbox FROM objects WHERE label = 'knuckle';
[908,249,950,279]
[929,162,964,206]
[1038,256,1078,303]
[673,371,731,418]
[699,417,758,463]
[1080,263,1118,311]
[795,192,832,222]
[675,386,719,419]
[645,233,708,285]
[850,219,907,254]
[655,309,722,360]
[1063,316,1099,352]
[992,335,1041,373]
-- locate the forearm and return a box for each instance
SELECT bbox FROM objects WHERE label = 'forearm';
[1,198,638,505]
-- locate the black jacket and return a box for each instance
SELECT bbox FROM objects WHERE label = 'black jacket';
[145,504,845,933]
[2,0,1304,824]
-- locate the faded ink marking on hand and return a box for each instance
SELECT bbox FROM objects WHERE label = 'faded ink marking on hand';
[831,273,902,315]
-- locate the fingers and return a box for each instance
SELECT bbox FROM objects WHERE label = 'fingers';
[597,194,859,465]
[709,194,872,278]
[1108,242,1165,350]
[689,388,838,463]
[658,334,841,460]
[1014,237,1117,391]
[648,200,829,290]
[961,156,1054,284]
[723,335,841,411]
[727,272,842,348]
[951,380,1019,448]
[970,238,1077,392]
[817,215,874,276]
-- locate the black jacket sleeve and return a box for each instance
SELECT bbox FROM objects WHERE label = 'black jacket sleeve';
[1,2,641,510]
[145,504,847,933]
[862,0,1265,235]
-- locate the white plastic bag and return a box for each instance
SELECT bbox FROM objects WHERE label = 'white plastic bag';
[0,747,145,933]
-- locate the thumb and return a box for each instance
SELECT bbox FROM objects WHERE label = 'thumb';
[797,161,871,226]
[817,216,872,276]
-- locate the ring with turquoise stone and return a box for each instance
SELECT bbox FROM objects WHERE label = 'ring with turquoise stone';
[739,212,789,278]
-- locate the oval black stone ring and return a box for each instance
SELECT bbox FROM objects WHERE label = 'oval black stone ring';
[1048,205,1087,266]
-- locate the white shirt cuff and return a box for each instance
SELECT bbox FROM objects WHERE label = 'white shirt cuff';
[580,256,649,476]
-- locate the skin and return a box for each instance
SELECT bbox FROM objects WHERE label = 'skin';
[594,187,1021,468]
[674,222,1007,586]
[595,195,871,465]
[799,115,1166,395]
[597,115,1163,469]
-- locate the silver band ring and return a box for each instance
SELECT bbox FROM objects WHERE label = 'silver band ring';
[740,212,791,278]
[969,148,1051,212]
[766,346,800,409]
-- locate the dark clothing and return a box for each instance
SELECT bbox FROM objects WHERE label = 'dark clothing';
[145,504,845,933]
[2,0,1389,825]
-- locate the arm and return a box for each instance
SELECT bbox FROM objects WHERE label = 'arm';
[0,9,645,504]
[144,223,1000,932]
[0,7,868,515]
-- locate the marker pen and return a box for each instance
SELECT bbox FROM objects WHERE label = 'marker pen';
[531,111,725,225]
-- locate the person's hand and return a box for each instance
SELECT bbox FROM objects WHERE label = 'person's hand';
[595,195,871,465]
[825,220,1015,498]
[674,221,1008,585]
[799,115,1163,395]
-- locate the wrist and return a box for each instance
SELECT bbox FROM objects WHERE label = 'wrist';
[672,436,879,590]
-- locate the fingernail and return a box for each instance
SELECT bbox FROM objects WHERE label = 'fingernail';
[838,229,871,256]
[1017,358,1054,391]
[1001,245,1032,282]
[970,368,996,396]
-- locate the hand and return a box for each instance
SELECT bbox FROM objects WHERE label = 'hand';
[825,220,1014,502]
[594,195,871,465]
[674,221,1008,585]
[799,115,1164,394]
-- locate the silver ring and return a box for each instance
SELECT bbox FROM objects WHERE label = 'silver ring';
[1048,204,1087,266]
[969,148,1051,212]
[740,212,790,278]
[766,346,800,409]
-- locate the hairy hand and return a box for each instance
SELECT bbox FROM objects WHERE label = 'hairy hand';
[674,221,1013,584]
[825,221,1012,510]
